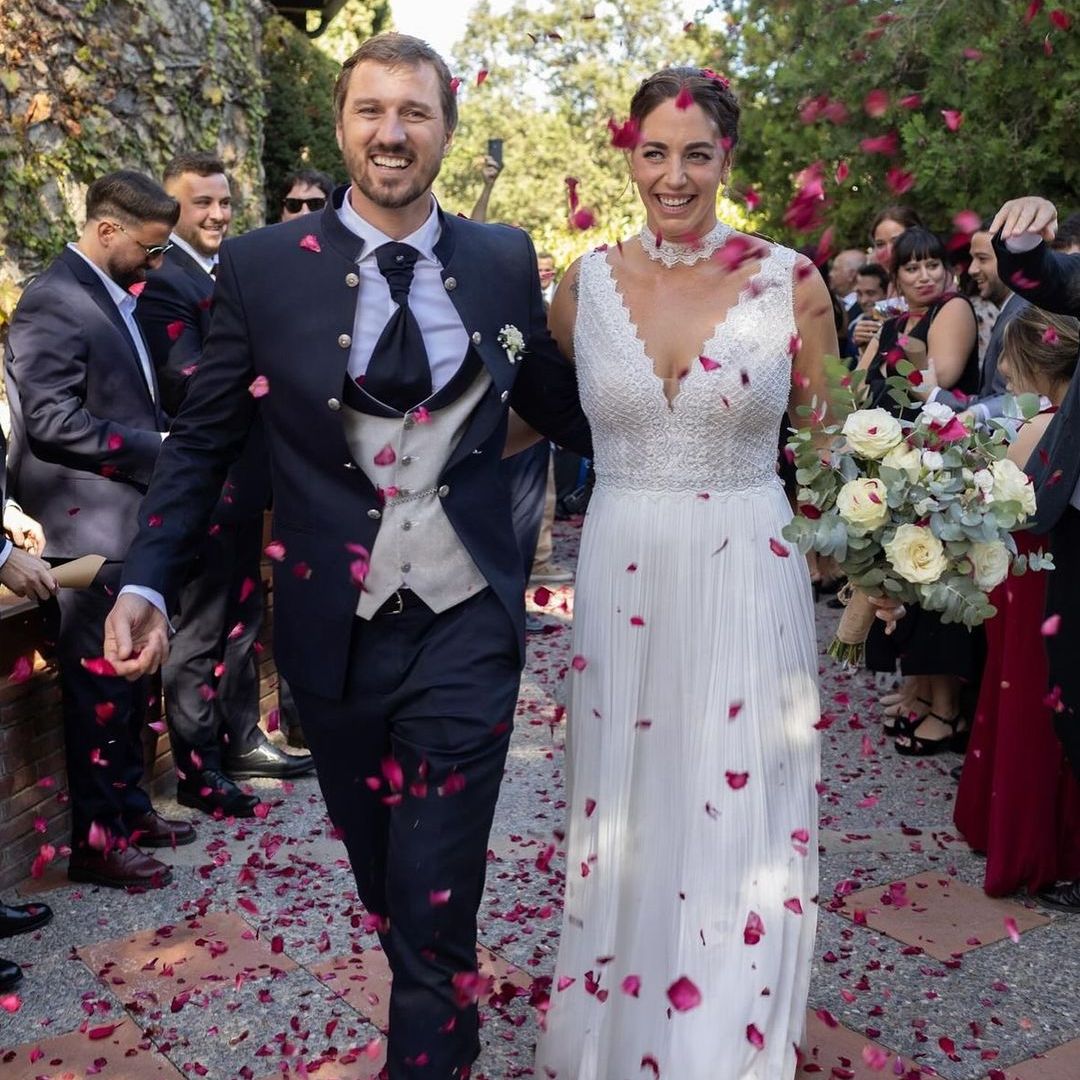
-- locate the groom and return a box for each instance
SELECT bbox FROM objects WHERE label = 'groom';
[105,33,589,1078]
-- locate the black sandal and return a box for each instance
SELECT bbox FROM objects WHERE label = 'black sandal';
[894,712,968,757]
[882,697,932,737]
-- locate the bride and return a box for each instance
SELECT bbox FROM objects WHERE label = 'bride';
[532,68,836,1079]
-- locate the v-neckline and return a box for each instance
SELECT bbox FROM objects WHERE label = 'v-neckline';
[601,249,772,411]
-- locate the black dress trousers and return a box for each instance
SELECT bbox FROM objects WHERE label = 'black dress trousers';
[1046,506,1080,783]
[292,588,519,1080]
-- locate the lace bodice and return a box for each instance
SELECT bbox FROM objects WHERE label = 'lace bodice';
[573,240,798,494]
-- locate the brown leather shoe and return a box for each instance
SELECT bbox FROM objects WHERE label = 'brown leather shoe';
[126,810,197,849]
[68,845,173,889]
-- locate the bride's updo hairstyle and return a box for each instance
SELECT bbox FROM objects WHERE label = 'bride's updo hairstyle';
[629,67,741,152]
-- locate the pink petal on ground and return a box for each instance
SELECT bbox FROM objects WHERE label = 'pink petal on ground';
[1004,916,1021,943]
[666,975,702,1011]
[862,1044,890,1069]
[0,994,21,1013]
[87,1024,118,1040]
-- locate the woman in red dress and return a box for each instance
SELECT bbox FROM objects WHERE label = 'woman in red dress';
[954,306,1080,896]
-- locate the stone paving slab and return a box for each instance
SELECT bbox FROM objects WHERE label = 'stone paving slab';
[986,1037,1080,1079]
[836,871,1051,961]
[798,1007,931,1077]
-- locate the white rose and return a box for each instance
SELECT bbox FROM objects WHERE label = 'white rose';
[989,458,1037,516]
[841,408,904,459]
[968,541,1010,590]
[836,478,890,532]
[882,443,921,481]
[972,468,994,494]
[921,450,945,471]
[884,524,949,584]
[920,400,956,425]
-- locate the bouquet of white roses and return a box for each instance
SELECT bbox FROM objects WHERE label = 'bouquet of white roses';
[783,375,1053,665]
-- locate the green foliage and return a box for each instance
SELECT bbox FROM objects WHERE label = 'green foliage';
[0,0,266,326]
[313,0,393,63]
[705,0,1080,247]
[262,16,344,217]
[436,0,757,271]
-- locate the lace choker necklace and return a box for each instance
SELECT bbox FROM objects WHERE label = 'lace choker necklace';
[639,220,733,267]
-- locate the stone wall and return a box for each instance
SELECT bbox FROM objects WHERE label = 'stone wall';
[0,0,272,330]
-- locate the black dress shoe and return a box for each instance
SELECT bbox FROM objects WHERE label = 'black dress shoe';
[177,769,260,818]
[1038,879,1080,913]
[126,810,197,849]
[0,901,53,940]
[0,957,23,991]
[224,739,315,780]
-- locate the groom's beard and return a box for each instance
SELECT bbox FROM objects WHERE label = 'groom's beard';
[347,141,444,211]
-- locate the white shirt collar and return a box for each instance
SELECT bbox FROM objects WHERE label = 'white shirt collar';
[169,232,217,275]
[67,243,134,311]
[337,189,441,263]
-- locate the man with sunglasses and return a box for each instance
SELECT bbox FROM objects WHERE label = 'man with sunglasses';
[4,170,195,888]
[279,168,334,221]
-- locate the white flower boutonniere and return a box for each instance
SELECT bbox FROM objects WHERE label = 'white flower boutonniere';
[498,324,525,365]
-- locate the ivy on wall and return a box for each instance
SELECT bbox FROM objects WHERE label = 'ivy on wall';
[0,0,269,329]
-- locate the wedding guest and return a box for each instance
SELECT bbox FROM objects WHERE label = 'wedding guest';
[828,247,865,313]
[992,193,1080,911]
[953,306,1080,898]
[279,168,333,221]
[4,170,192,887]
[1051,211,1080,253]
[468,152,502,223]
[537,251,558,307]
[857,226,982,753]
[851,205,924,353]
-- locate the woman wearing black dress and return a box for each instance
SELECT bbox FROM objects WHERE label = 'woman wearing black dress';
[856,227,981,754]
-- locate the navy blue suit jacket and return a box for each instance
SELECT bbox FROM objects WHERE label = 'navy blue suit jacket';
[5,246,165,560]
[121,195,592,696]
[994,237,1080,533]
[137,245,271,522]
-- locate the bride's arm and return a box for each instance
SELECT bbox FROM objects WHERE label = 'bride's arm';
[547,257,582,362]
[789,256,840,440]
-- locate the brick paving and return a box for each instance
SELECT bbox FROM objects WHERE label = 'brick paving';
[1,518,1078,1080]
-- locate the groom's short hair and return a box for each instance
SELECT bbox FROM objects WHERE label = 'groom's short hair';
[334,33,459,134]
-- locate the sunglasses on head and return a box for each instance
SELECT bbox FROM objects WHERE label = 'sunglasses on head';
[283,196,327,213]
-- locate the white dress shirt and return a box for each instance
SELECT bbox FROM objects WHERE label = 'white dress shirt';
[67,244,156,402]
[337,193,468,391]
[168,232,217,276]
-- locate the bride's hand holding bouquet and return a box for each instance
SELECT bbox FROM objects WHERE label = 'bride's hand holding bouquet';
[783,365,1052,665]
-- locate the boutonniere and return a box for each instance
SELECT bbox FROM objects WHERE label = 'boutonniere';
[299,234,321,253]
[498,324,525,365]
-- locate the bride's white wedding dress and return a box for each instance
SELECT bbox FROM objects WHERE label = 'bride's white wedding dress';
[534,238,820,1080]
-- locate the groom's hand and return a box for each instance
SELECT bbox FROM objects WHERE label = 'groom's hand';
[990,196,1057,243]
[103,593,170,679]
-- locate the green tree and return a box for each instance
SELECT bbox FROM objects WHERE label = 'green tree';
[705,0,1080,248]
[436,0,756,270]
[261,2,392,219]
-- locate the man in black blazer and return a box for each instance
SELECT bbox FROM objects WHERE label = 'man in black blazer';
[137,153,312,818]
[105,34,589,1079]
[993,194,1080,913]
[5,171,196,889]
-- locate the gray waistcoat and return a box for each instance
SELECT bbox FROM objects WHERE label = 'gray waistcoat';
[342,369,491,618]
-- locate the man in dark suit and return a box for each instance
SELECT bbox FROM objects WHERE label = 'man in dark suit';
[5,171,196,889]
[993,194,1080,913]
[137,152,313,818]
[935,220,1025,422]
[104,34,589,1078]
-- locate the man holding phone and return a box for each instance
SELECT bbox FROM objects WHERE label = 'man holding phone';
[468,137,503,223]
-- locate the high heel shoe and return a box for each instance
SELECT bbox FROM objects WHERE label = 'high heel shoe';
[894,712,968,757]
[882,697,931,736]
